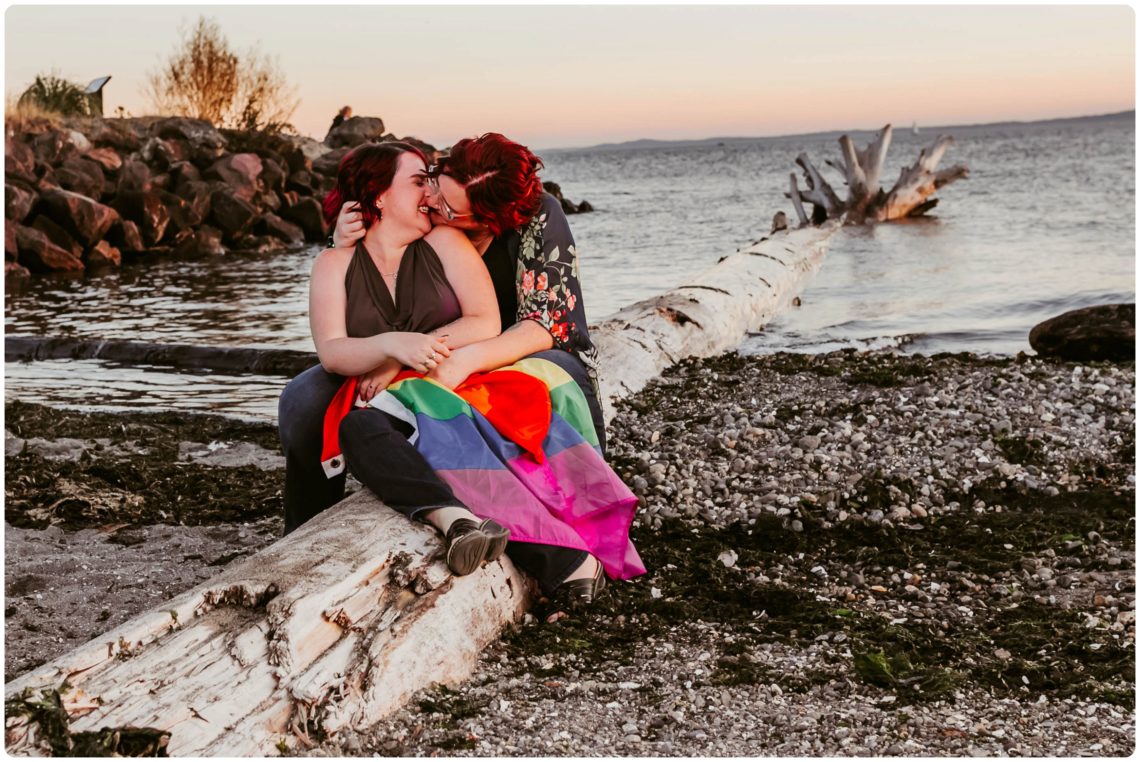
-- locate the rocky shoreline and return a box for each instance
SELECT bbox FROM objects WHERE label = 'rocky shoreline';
[4,350,1135,755]
[4,115,593,279]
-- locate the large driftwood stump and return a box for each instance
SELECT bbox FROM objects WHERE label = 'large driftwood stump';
[5,222,840,756]
[790,124,968,225]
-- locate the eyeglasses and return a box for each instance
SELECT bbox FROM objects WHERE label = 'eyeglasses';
[426,174,473,222]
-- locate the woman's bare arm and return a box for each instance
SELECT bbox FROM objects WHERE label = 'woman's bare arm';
[425,226,501,348]
[309,248,450,376]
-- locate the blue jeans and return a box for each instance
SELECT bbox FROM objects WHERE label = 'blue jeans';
[277,350,605,594]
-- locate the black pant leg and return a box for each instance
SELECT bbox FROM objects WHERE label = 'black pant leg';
[279,364,349,535]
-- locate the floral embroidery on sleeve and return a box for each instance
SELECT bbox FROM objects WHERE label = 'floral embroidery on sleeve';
[516,195,593,353]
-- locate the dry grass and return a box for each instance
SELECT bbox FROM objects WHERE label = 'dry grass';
[5,95,65,134]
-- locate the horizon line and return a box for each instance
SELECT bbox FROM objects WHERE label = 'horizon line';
[538,108,1136,153]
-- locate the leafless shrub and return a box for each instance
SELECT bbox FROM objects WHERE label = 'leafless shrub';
[146,16,298,132]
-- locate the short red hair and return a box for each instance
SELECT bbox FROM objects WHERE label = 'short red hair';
[322,141,427,229]
[437,133,544,237]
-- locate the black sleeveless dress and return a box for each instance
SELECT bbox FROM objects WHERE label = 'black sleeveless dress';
[343,238,461,338]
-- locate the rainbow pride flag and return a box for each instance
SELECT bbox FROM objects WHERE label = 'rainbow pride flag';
[333,358,645,581]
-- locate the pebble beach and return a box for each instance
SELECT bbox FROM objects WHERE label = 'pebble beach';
[5,350,1134,755]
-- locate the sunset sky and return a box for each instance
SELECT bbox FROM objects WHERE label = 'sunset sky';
[4,4,1135,149]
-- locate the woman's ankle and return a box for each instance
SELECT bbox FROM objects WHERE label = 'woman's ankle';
[423,505,477,534]
[563,554,598,583]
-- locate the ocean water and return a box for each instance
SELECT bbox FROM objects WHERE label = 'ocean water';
[5,113,1134,419]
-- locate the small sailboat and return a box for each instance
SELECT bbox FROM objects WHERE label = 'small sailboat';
[911,121,920,135]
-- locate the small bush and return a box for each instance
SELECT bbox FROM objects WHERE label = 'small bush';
[17,73,91,118]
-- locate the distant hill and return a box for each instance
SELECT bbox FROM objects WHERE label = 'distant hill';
[544,110,1134,153]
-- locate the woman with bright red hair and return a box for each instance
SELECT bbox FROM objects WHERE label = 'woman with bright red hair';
[281,133,614,605]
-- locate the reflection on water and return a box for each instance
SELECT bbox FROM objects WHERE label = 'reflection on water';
[6,247,314,350]
[4,359,283,421]
[5,113,1134,418]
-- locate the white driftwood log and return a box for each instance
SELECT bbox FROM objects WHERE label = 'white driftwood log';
[591,222,839,422]
[5,495,530,756]
[831,125,892,223]
[5,222,840,756]
[876,135,969,221]
[790,126,967,225]
[793,153,844,219]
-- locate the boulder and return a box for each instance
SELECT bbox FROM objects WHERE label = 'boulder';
[259,190,282,212]
[86,240,122,268]
[107,219,145,253]
[83,147,123,174]
[5,221,17,260]
[117,159,153,194]
[279,196,326,241]
[312,147,352,178]
[6,138,37,182]
[32,129,78,167]
[67,130,92,153]
[38,188,120,247]
[255,212,304,244]
[324,116,385,149]
[13,224,84,272]
[398,135,440,159]
[152,118,227,152]
[260,157,286,194]
[31,215,83,258]
[112,189,170,247]
[33,165,57,187]
[280,141,313,173]
[160,190,203,235]
[55,158,106,201]
[174,180,213,223]
[170,161,202,190]
[5,183,36,223]
[1028,304,1135,362]
[542,181,591,215]
[5,261,31,280]
[209,188,258,238]
[205,153,263,202]
[90,122,141,152]
[286,169,316,194]
[141,136,187,171]
[232,234,286,254]
[172,226,226,258]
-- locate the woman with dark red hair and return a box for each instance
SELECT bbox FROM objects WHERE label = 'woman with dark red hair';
[292,139,512,576]
[281,133,615,605]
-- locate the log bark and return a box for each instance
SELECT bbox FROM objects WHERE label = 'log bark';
[4,336,318,377]
[5,222,840,755]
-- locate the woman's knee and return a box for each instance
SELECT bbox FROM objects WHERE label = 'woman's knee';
[338,407,396,451]
[279,365,343,448]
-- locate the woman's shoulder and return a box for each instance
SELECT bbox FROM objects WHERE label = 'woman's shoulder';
[311,245,355,276]
[424,225,470,248]
[424,226,477,258]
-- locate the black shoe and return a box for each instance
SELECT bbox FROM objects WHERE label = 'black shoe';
[554,559,606,606]
[444,518,510,576]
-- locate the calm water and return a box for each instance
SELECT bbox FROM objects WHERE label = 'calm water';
[5,114,1134,419]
